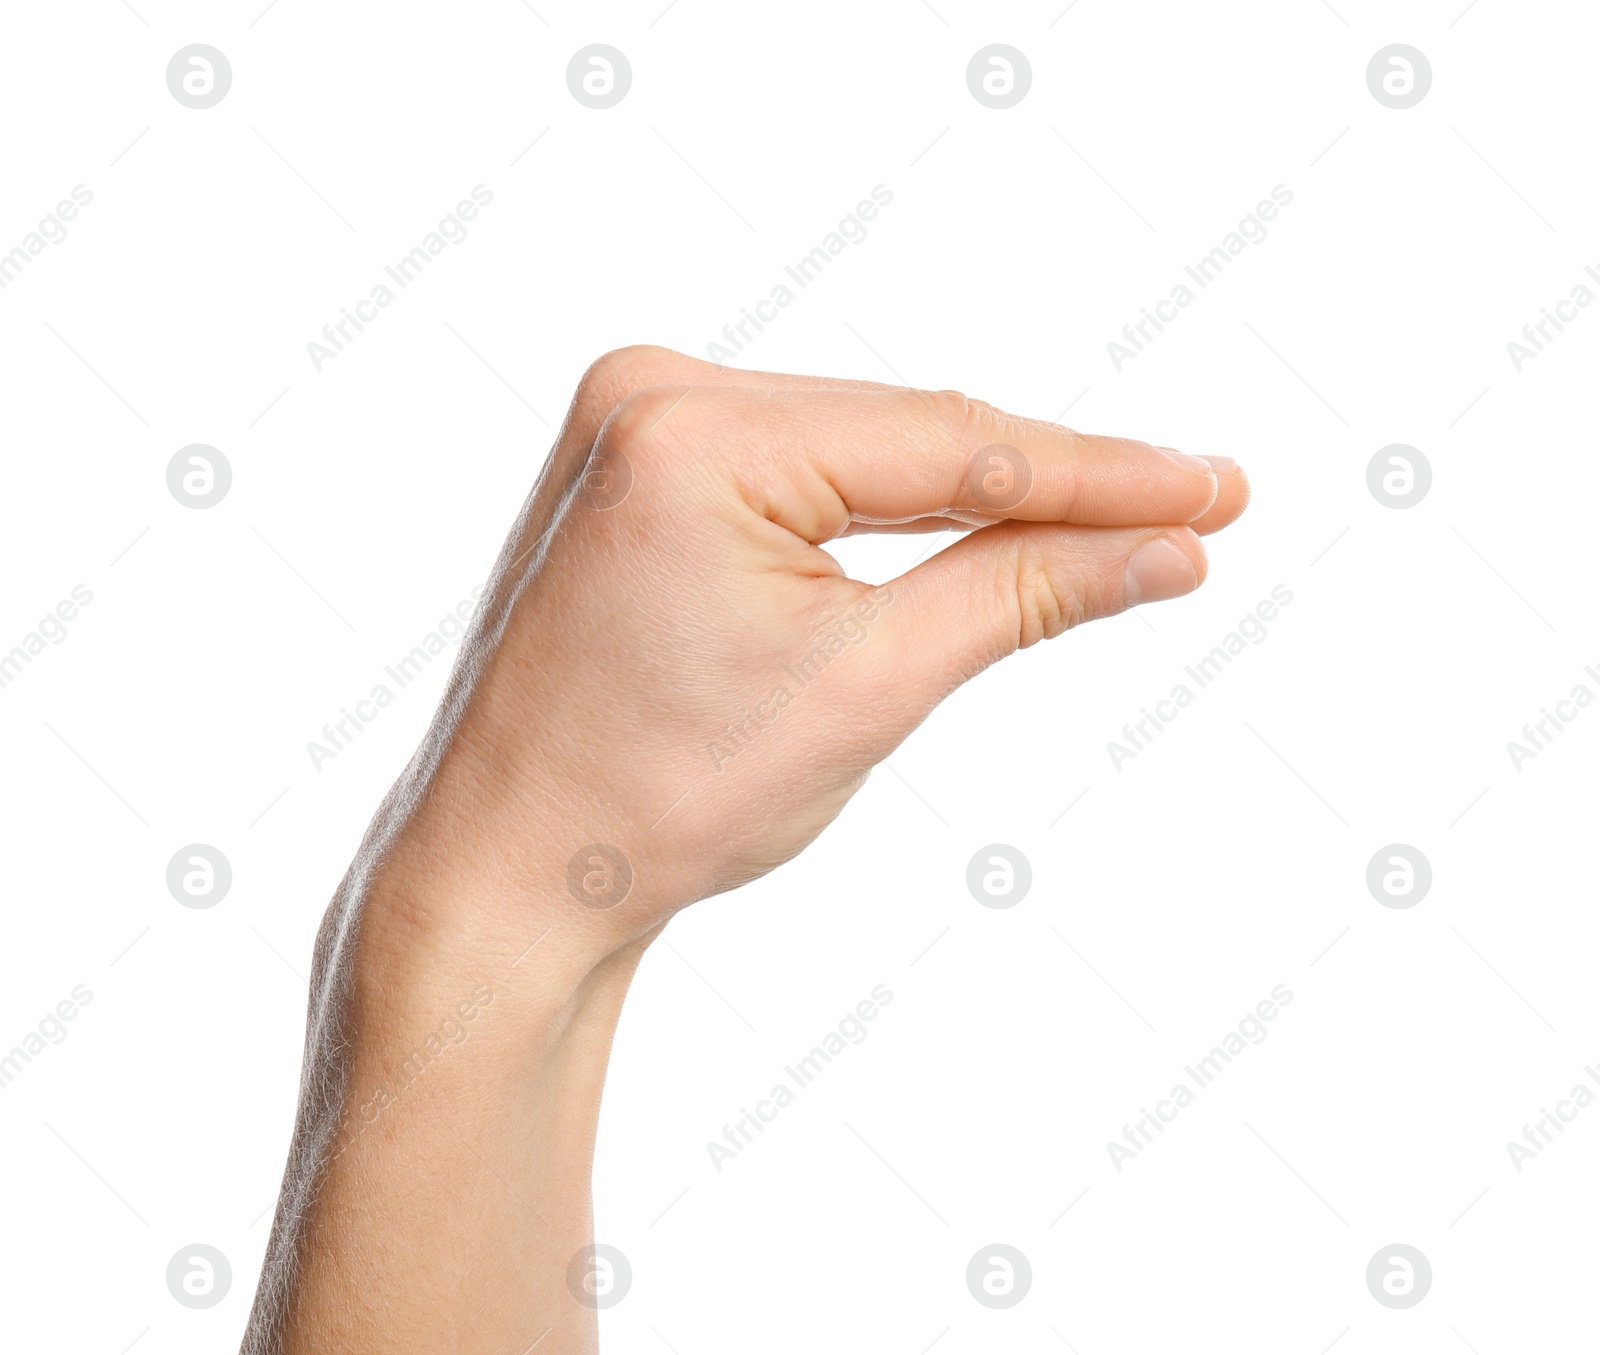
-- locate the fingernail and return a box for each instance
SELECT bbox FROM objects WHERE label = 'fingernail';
[1201,455,1237,474]
[1124,536,1199,606]
[1154,445,1212,473]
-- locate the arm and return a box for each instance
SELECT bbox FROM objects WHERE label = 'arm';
[242,345,1249,1354]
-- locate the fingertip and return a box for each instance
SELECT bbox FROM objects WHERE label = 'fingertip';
[1150,446,1220,523]
[1124,530,1205,607]
[1189,458,1250,535]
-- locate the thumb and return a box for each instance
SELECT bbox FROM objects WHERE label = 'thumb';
[868,521,1208,711]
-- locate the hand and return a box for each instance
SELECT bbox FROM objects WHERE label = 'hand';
[245,345,1248,1355]
[380,344,1248,943]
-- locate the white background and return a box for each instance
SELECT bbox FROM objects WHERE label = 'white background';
[2,0,1597,1350]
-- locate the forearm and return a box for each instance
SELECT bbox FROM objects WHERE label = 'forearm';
[244,819,653,1355]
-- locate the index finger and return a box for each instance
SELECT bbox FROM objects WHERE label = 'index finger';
[649,385,1224,543]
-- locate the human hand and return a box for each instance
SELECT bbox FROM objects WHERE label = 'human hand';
[247,345,1248,1355]
[383,344,1249,945]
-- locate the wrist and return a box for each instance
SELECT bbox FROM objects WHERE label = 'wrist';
[303,735,673,1156]
[352,787,638,979]
[296,840,656,1231]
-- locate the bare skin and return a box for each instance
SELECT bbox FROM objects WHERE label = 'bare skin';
[241,345,1250,1354]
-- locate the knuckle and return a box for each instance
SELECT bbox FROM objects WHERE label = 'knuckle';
[1010,540,1089,649]
[596,384,695,464]
[922,388,1000,449]
[573,345,696,429]
[587,343,684,386]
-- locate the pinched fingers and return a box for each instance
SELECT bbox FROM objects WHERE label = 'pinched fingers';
[598,382,1228,542]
